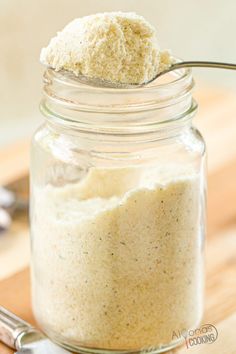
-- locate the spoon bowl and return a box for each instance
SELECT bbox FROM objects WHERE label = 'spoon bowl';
[51,60,236,89]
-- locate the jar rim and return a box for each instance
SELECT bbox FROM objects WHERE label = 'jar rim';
[41,59,196,136]
[43,59,194,114]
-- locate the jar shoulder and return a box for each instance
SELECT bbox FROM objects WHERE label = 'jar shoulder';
[32,123,55,147]
[179,125,206,156]
[31,123,206,163]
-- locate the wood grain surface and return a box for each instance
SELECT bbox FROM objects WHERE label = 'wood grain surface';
[0,85,236,353]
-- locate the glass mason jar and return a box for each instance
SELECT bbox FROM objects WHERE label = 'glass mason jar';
[30,67,206,354]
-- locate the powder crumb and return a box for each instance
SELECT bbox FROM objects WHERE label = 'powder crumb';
[40,12,173,84]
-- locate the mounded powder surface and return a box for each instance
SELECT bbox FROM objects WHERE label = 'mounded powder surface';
[31,166,203,350]
[40,12,172,84]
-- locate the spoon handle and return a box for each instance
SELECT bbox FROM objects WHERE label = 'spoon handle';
[0,306,34,349]
[171,61,236,71]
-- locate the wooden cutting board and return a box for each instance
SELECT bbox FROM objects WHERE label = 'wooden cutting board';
[0,84,236,353]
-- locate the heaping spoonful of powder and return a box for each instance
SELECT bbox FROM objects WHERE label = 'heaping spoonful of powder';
[40,12,172,85]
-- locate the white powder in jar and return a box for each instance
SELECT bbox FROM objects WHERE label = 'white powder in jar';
[31,166,203,350]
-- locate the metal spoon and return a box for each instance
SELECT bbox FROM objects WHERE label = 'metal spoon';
[147,60,236,85]
[60,60,236,89]
[0,187,28,234]
[0,306,71,354]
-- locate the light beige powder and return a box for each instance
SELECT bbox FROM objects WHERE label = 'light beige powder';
[40,12,172,84]
[32,166,203,350]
